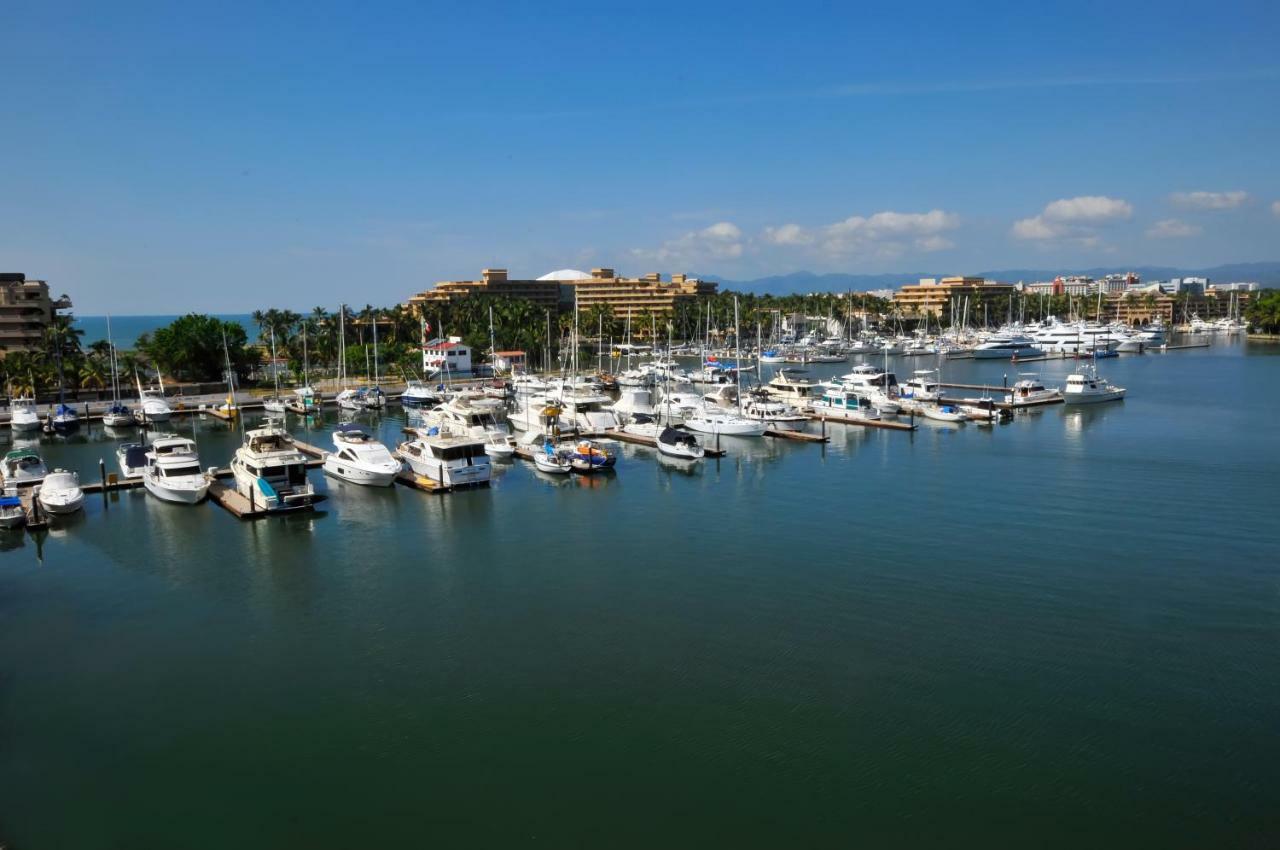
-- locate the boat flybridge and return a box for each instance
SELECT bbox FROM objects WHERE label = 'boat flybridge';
[230,426,318,512]
[323,423,402,486]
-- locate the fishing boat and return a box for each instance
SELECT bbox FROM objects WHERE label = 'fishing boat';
[0,495,25,529]
[922,403,967,422]
[323,423,401,486]
[7,395,41,432]
[1004,374,1062,406]
[1,449,48,488]
[230,427,318,512]
[566,439,617,472]
[656,427,705,460]
[1062,364,1126,404]
[533,441,573,474]
[135,372,173,422]
[396,428,491,487]
[37,469,84,515]
[809,387,880,421]
[144,436,213,504]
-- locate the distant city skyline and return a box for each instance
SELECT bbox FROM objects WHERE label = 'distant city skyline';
[3,1,1278,314]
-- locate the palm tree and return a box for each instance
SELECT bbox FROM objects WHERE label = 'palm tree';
[78,359,107,390]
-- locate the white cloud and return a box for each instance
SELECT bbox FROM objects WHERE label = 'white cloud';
[1146,218,1202,239]
[1170,190,1248,210]
[1012,195,1133,242]
[761,223,814,246]
[633,221,744,264]
[1272,200,1280,217]
[818,209,960,257]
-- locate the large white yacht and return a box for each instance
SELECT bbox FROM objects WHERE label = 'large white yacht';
[1031,322,1122,354]
[682,407,767,437]
[765,369,819,403]
[740,391,807,430]
[397,428,491,488]
[145,436,213,504]
[229,427,318,512]
[7,396,41,432]
[972,335,1044,359]
[323,424,401,487]
[1062,365,1126,404]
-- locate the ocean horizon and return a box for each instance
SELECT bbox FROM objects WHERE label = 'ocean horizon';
[75,314,259,348]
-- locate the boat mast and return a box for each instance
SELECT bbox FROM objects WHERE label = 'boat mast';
[106,314,119,406]
[734,296,743,415]
[339,304,347,391]
[372,311,380,390]
[302,322,310,389]
[270,327,280,399]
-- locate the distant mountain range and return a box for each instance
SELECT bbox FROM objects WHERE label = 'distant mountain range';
[710,262,1280,295]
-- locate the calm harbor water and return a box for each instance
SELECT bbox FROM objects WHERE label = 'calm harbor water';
[2,340,1279,847]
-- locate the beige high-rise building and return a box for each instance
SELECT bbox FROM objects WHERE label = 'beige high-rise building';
[1,273,72,357]
[406,266,716,318]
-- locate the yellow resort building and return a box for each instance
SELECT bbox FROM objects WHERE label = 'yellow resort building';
[406,267,716,318]
[892,276,1014,317]
[1,273,73,357]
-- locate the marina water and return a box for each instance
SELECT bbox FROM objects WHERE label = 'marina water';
[2,340,1278,847]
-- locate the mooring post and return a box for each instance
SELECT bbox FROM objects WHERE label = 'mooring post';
[99,458,107,502]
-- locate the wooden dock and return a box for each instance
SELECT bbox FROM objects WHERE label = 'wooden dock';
[806,413,917,432]
[603,429,728,457]
[764,428,828,443]
[394,469,457,493]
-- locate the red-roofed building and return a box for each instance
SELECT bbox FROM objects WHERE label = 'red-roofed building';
[423,337,473,374]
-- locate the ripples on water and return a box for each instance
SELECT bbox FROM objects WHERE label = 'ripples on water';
[2,340,1278,847]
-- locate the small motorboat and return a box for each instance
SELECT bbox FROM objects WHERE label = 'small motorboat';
[533,441,573,475]
[0,495,26,529]
[1,449,48,488]
[37,469,85,515]
[567,439,616,473]
[922,404,967,423]
[621,412,662,439]
[484,430,518,459]
[657,427,705,460]
[7,396,42,432]
[1063,366,1126,404]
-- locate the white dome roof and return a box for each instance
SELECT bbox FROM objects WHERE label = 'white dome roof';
[536,268,592,281]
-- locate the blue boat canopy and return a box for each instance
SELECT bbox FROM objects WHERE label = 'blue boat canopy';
[0,496,22,507]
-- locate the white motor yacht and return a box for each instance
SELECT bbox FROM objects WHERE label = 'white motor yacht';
[972,335,1044,360]
[323,424,401,486]
[765,369,819,403]
[1,449,48,488]
[38,469,85,515]
[740,392,807,430]
[899,370,941,401]
[682,407,767,437]
[810,387,880,421]
[1063,365,1126,404]
[230,427,318,512]
[7,397,41,432]
[145,436,213,504]
[621,412,662,439]
[1004,374,1062,406]
[397,428,491,488]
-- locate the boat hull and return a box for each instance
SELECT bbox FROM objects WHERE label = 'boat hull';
[322,457,398,487]
[38,492,85,514]
[145,478,211,504]
[1063,390,1126,405]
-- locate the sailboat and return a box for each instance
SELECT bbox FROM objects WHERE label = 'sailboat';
[102,315,134,427]
[683,297,766,437]
[361,313,386,410]
[135,369,173,423]
[335,306,361,410]
[294,320,317,407]
[215,329,239,417]
[262,328,286,414]
[44,339,79,434]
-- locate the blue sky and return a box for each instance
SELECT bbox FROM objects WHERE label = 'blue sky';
[3,1,1278,313]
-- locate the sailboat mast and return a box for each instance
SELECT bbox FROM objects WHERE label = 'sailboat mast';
[734,296,743,414]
